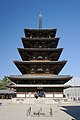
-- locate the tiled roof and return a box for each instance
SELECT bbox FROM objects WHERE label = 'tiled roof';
[8,74,72,79]
[0,90,16,94]
[65,76,80,86]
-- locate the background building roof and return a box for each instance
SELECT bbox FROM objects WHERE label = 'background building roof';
[65,77,80,87]
[0,90,16,94]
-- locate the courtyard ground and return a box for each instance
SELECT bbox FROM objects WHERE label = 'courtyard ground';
[0,98,80,120]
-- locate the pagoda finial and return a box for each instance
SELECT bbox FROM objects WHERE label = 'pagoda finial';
[39,13,42,29]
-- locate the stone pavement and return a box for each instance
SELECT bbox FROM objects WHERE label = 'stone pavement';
[0,98,77,120]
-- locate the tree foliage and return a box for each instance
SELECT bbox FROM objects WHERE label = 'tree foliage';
[0,76,11,90]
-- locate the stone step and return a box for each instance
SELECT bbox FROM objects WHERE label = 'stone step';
[34,98,45,104]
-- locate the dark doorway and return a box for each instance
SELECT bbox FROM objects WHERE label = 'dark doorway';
[35,88,45,98]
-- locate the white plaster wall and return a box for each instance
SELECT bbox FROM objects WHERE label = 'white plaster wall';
[64,87,80,99]
[46,94,53,97]
[54,94,63,98]
[26,94,29,98]
[17,94,25,98]
[31,94,34,97]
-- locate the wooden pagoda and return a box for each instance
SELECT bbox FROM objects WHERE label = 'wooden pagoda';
[8,16,72,98]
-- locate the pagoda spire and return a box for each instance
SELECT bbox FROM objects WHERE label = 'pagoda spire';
[39,13,42,29]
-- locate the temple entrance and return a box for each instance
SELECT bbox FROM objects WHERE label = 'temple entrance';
[35,88,45,98]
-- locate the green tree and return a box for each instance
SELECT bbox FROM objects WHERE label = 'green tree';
[0,76,11,90]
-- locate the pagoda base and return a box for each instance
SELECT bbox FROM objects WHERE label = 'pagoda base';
[16,92,64,98]
[15,86,65,98]
[11,97,68,104]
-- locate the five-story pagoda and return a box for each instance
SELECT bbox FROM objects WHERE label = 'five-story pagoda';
[8,15,72,98]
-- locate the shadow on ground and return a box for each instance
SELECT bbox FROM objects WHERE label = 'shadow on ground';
[61,106,80,120]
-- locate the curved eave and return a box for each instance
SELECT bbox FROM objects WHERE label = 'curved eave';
[13,60,67,75]
[22,37,59,48]
[8,75,72,84]
[18,48,63,61]
[24,28,57,38]
[8,75,72,81]
[24,28,57,31]
[21,37,59,41]
[18,48,63,52]
[14,60,67,64]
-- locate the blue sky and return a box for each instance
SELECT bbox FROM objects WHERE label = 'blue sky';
[0,0,80,79]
